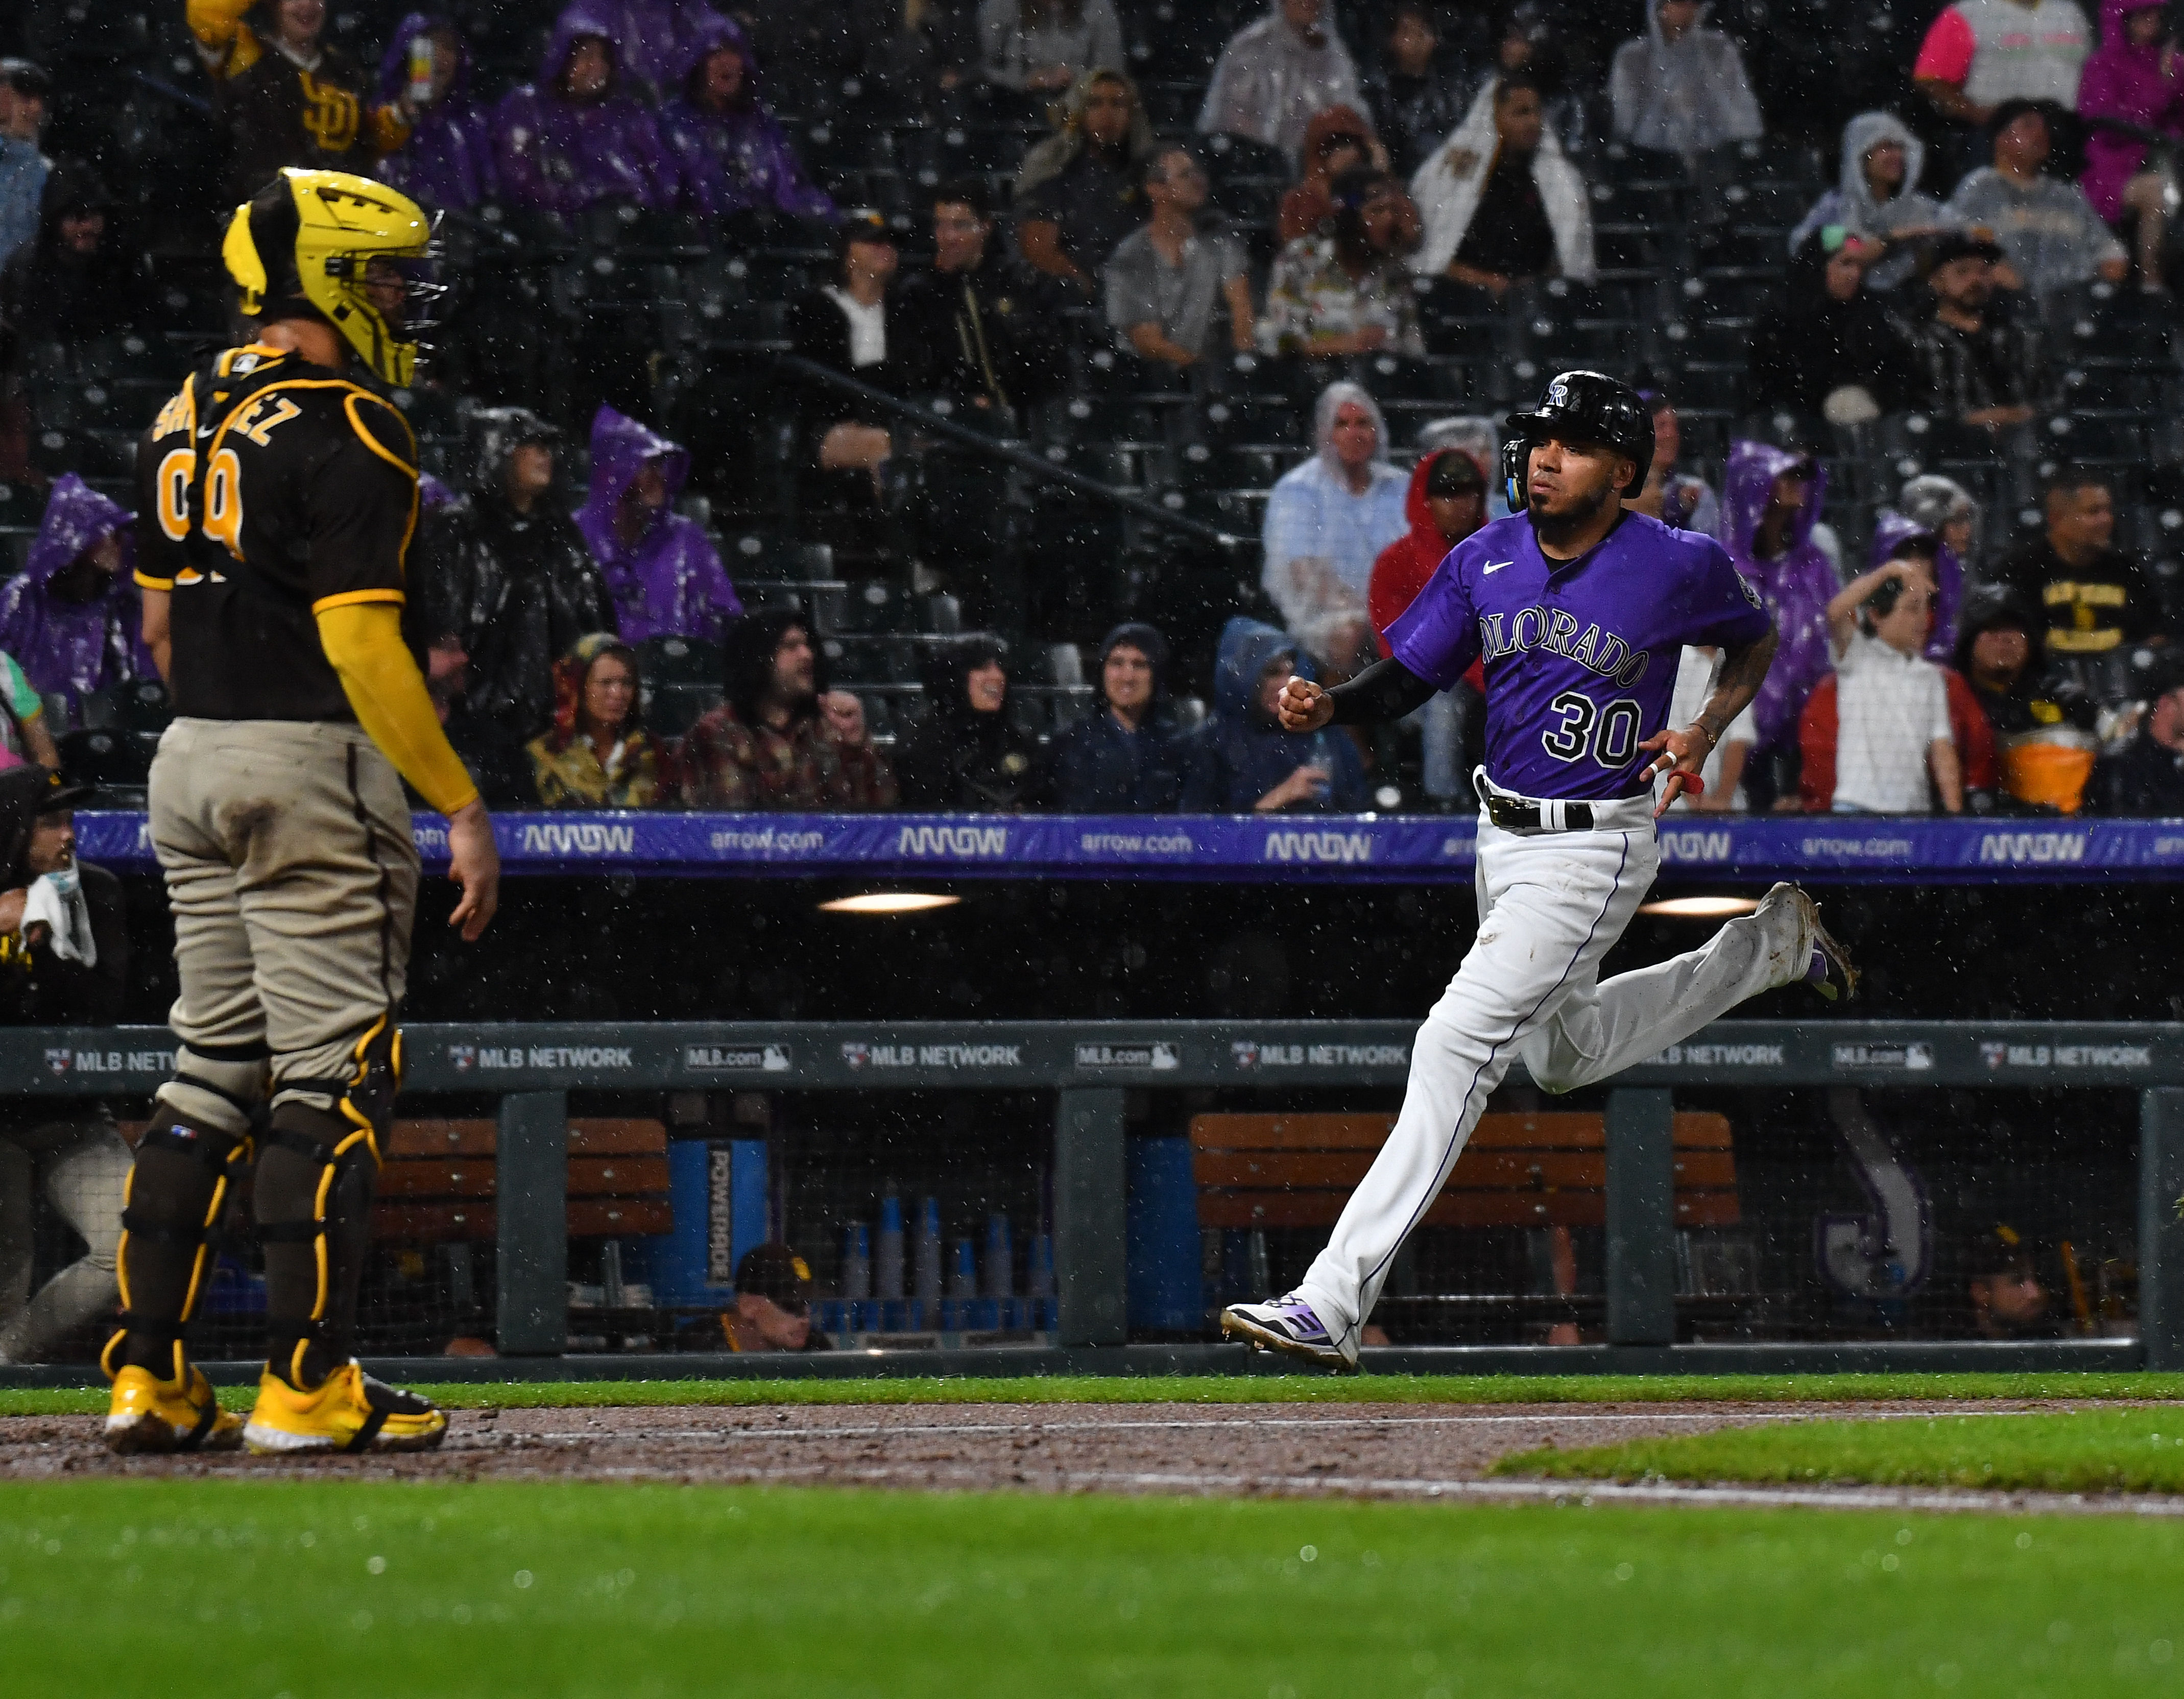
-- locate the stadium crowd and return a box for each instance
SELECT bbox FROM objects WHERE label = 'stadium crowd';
[2,0,2183,818]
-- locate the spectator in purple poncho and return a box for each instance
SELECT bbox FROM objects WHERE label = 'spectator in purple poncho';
[492,5,676,221]
[374,14,497,213]
[1868,510,1965,663]
[0,475,151,716]
[2076,0,2184,289]
[1717,441,1838,765]
[575,405,741,644]
[660,14,835,228]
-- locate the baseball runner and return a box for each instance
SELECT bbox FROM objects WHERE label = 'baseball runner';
[103,168,498,1453]
[1221,370,1856,1372]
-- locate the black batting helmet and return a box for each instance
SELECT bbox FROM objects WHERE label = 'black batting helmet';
[1503,370,1657,503]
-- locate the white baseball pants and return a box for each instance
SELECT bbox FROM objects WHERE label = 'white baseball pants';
[1294,804,1811,1355]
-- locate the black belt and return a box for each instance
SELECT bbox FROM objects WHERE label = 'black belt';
[1482,792,1595,833]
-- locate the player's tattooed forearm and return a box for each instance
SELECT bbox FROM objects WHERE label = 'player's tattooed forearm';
[1697,623,1779,739]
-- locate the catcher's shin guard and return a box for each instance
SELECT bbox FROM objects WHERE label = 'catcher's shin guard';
[258,1014,398,1390]
[104,1095,255,1384]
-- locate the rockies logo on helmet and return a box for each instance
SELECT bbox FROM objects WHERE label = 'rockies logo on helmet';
[1502,370,1658,503]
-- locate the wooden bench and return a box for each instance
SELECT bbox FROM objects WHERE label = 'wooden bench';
[371,1117,673,1242]
[1189,1110,1739,1231]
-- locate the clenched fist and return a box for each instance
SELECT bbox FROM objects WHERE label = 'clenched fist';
[1277,676,1334,733]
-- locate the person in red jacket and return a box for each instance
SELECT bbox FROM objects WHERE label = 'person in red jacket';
[1369,445,1487,651]
[1369,444,1489,803]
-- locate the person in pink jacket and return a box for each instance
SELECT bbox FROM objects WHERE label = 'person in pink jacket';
[2077,0,2184,288]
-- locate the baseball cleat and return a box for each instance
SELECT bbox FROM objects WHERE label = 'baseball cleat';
[104,1363,246,1455]
[1764,882,1859,1003]
[1219,1294,1359,1372]
[243,1360,448,1454]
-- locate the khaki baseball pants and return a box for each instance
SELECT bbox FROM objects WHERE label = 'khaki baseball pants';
[150,718,419,1121]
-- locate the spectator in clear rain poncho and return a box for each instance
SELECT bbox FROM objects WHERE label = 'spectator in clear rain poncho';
[660,12,837,228]
[978,0,1125,99]
[574,406,741,645]
[1717,441,1841,768]
[1407,74,1595,289]
[1607,0,1763,160]
[1788,112,1955,293]
[421,407,617,749]
[372,13,497,213]
[492,4,677,220]
[1197,0,1366,162]
[1899,472,1984,573]
[1261,381,1409,675]
[1946,101,2127,298]
[0,475,151,719]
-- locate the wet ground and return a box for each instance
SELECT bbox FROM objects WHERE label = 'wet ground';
[10,1398,2179,1515]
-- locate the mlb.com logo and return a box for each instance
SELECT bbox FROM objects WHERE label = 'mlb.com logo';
[897,824,1008,858]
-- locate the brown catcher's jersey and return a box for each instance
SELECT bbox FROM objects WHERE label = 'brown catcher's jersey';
[135,343,419,722]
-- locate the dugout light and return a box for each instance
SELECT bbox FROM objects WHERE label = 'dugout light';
[819,892,963,916]
[1637,896,1761,920]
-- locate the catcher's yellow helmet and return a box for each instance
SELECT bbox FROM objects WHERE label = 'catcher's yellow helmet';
[222,167,440,386]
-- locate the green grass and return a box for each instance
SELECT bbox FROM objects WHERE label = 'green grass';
[6,1479,2184,1696]
[8,1371,2184,1420]
[1498,1410,2184,1495]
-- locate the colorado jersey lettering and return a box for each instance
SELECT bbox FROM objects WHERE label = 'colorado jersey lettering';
[1385,508,1770,800]
[134,344,419,723]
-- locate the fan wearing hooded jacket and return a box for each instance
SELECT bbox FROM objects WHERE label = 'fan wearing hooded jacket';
[491,5,676,219]
[1787,112,1954,293]
[1607,0,1762,159]
[574,405,741,646]
[675,610,897,809]
[1717,441,1839,766]
[893,634,1046,810]
[1198,1,1367,162]
[421,407,616,748]
[659,13,836,225]
[0,475,152,718]
[372,13,497,213]
[1048,622,1198,812]
[2077,0,2184,287]
[1185,618,1367,813]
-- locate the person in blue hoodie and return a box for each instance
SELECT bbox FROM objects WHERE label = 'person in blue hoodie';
[1186,616,1367,812]
[1048,622,1198,811]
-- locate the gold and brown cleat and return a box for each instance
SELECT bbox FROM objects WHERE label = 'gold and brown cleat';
[243,1360,447,1455]
[103,1363,246,1455]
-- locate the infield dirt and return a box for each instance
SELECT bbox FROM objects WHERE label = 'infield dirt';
[4,1398,2161,1506]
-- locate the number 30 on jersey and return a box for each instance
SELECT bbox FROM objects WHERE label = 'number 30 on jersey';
[1542,691,1642,767]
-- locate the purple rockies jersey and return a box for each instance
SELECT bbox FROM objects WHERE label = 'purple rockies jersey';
[1386,509,1771,801]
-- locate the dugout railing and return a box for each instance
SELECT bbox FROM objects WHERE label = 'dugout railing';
[3,1020,2181,1383]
